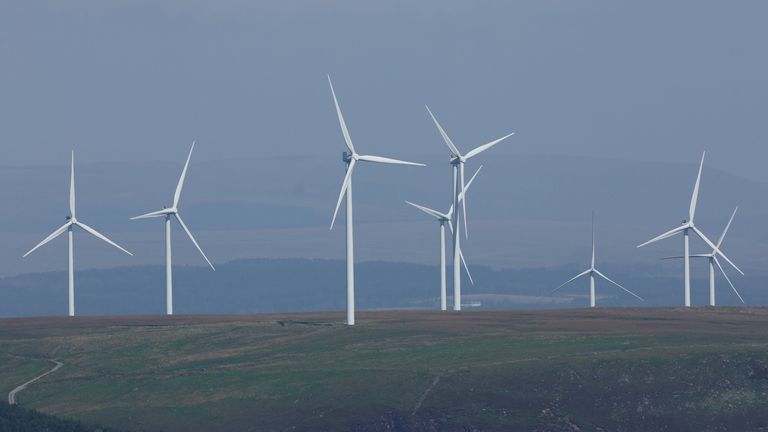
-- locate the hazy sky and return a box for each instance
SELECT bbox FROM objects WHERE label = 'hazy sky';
[1,1,766,177]
[0,1,766,277]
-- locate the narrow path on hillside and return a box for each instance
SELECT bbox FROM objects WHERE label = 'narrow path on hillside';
[411,375,440,417]
[8,358,63,405]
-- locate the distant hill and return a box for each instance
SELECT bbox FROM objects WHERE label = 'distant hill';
[1,258,764,318]
[0,154,766,278]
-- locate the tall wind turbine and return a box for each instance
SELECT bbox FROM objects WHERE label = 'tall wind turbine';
[406,166,482,310]
[663,207,744,306]
[328,76,425,326]
[554,213,643,307]
[637,152,742,307]
[23,151,133,317]
[426,106,514,311]
[131,142,215,315]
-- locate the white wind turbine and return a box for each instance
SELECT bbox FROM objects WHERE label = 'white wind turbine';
[554,213,643,307]
[131,142,215,315]
[23,151,133,317]
[328,77,425,326]
[425,106,514,311]
[663,207,744,306]
[406,166,482,310]
[638,152,742,307]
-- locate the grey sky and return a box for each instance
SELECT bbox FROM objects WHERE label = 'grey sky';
[0,1,766,276]
[1,1,766,176]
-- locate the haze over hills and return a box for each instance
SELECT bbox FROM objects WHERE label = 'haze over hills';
[1,258,764,318]
[0,154,764,279]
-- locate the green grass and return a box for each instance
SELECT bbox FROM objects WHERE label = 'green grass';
[3,309,768,431]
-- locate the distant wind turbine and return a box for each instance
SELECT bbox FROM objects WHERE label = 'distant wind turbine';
[406,166,482,310]
[554,213,643,307]
[23,151,133,316]
[663,207,744,306]
[425,106,514,311]
[328,76,425,326]
[131,142,215,316]
[637,152,742,307]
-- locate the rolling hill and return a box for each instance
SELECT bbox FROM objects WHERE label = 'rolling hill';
[3,309,768,431]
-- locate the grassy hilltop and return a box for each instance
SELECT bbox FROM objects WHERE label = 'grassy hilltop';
[2,309,768,431]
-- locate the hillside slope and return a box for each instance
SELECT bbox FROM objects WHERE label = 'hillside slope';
[2,309,768,431]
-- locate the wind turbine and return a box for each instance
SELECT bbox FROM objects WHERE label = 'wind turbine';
[637,152,742,307]
[131,142,215,316]
[23,151,133,317]
[663,207,744,306]
[328,76,425,326]
[425,106,514,311]
[406,166,482,310]
[554,213,643,307]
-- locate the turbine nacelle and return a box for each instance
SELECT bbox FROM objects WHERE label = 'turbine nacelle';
[555,215,644,304]
[661,207,744,303]
[130,142,215,271]
[425,105,513,239]
[328,77,424,230]
[24,151,133,262]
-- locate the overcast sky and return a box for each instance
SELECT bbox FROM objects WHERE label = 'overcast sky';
[0,1,766,277]
[1,1,766,178]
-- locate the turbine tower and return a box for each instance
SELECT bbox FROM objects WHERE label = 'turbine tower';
[425,106,513,311]
[131,142,215,315]
[406,166,482,310]
[637,152,741,307]
[663,207,744,306]
[554,213,643,307]
[328,77,425,326]
[23,151,133,316]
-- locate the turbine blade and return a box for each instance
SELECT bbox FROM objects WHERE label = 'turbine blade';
[689,151,705,222]
[637,225,685,248]
[23,223,71,257]
[717,207,738,248]
[662,255,710,260]
[130,209,169,220]
[714,256,745,304]
[692,226,744,275]
[357,155,425,166]
[327,76,355,154]
[553,268,591,292]
[173,141,195,208]
[459,166,482,202]
[330,159,355,230]
[405,201,445,220]
[464,132,515,160]
[447,166,482,220]
[591,211,595,268]
[174,213,215,270]
[460,249,474,285]
[69,150,76,218]
[460,163,467,239]
[75,221,133,256]
[594,269,644,301]
[425,105,461,157]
